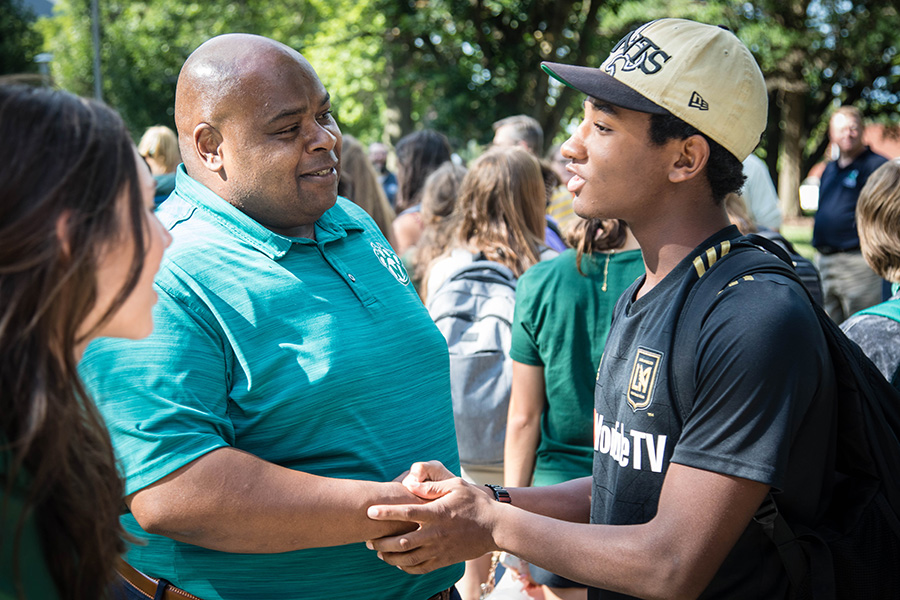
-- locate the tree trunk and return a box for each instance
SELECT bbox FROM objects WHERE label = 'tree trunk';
[777,89,805,218]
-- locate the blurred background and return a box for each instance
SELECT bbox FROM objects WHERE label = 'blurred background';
[3,0,900,234]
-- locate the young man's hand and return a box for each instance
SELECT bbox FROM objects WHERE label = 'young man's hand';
[367,461,499,573]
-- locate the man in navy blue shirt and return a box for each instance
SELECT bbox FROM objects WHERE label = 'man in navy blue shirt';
[812,105,887,323]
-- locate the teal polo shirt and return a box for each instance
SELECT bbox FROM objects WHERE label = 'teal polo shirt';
[80,167,462,600]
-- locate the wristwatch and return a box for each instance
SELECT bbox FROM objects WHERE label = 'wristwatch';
[485,484,512,504]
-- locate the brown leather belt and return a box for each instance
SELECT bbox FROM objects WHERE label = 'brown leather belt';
[118,556,451,600]
[117,558,204,600]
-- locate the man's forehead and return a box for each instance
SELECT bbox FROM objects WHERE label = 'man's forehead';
[177,39,326,126]
[585,97,620,116]
[832,113,861,128]
[224,58,327,123]
[264,91,331,124]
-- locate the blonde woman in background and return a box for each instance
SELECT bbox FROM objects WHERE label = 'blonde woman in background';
[137,125,181,206]
[424,146,555,600]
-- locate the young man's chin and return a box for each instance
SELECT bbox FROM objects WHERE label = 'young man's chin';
[572,196,603,221]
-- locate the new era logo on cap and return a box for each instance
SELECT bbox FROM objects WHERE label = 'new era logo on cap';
[689,92,708,111]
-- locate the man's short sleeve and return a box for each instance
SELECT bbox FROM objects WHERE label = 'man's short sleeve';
[671,274,829,490]
[80,277,233,496]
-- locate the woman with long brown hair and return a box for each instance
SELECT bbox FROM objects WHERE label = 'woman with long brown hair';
[0,82,171,599]
[391,129,453,254]
[424,146,552,300]
[337,135,397,245]
[407,161,468,296]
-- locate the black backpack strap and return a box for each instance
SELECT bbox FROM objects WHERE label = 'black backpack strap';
[752,228,800,256]
[670,239,838,598]
[754,494,836,600]
[670,240,798,422]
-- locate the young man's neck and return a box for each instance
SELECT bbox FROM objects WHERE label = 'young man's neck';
[632,202,731,300]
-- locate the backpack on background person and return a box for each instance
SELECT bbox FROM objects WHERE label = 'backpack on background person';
[426,258,517,468]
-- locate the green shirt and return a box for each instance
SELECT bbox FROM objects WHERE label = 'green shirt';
[509,248,644,485]
[80,168,462,600]
[1,454,60,600]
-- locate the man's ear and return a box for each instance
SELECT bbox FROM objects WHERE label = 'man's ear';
[669,134,710,184]
[193,123,225,175]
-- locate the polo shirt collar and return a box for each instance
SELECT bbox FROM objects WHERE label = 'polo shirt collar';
[173,166,363,260]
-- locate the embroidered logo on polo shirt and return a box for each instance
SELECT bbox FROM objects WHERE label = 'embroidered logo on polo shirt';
[627,347,663,412]
[371,242,410,286]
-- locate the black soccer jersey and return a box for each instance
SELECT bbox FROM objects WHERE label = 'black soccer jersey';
[589,227,837,600]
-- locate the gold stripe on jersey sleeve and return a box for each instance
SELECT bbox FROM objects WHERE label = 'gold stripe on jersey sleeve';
[693,255,707,277]
[693,240,732,278]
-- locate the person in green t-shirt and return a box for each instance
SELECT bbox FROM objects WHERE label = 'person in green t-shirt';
[0,82,171,599]
[504,218,642,599]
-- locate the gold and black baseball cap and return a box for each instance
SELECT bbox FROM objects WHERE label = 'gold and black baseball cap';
[542,18,767,161]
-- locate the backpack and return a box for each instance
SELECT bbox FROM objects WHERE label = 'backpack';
[852,299,900,389]
[855,298,900,323]
[426,259,516,467]
[754,228,825,306]
[672,234,900,600]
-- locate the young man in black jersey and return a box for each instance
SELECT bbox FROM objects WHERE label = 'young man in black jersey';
[367,18,836,599]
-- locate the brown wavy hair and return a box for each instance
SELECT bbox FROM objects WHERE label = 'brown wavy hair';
[411,162,468,292]
[564,218,629,275]
[337,135,396,242]
[452,146,545,277]
[0,82,145,598]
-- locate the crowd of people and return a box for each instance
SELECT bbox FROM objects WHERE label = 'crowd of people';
[2,15,899,600]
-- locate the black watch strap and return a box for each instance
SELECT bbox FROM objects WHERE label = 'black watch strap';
[485,484,512,504]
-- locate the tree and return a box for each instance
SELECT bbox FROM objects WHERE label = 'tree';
[39,0,322,137]
[723,0,900,216]
[37,0,900,181]
[0,0,43,75]
[318,0,623,152]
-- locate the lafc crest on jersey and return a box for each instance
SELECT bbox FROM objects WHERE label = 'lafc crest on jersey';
[627,347,663,411]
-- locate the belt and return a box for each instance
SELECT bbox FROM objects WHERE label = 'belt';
[817,245,860,255]
[117,558,204,600]
[119,557,451,600]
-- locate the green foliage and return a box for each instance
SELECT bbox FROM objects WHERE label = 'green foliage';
[40,0,322,137]
[724,0,899,167]
[0,0,43,75]
[35,0,900,161]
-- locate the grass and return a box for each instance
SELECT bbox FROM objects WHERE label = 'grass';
[781,217,815,261]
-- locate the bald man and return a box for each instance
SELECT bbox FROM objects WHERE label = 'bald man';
[81,34,463,600]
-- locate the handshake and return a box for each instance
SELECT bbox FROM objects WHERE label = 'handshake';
[365,461,506,574]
